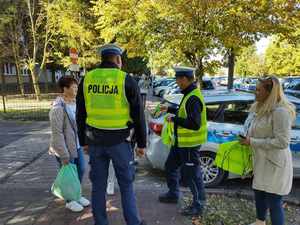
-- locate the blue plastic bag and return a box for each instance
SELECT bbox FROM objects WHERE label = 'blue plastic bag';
[51,164,81,201]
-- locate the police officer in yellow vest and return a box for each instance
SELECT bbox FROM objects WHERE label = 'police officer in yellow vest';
[76,44,147,225]
[158,66,207,216]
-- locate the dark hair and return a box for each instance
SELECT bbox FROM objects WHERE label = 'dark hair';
[57,76,78,93]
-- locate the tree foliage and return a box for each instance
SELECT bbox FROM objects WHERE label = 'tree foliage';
[265,37,300,76]
[91,0,299,80]
[235,45,265,77]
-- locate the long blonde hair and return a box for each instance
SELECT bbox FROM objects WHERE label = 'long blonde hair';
[250,76,296,119]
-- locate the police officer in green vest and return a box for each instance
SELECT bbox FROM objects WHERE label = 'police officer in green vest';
[76,44,147,225]
[158,66,207,216]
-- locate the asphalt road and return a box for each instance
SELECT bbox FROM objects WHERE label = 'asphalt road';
[0,120,49,148]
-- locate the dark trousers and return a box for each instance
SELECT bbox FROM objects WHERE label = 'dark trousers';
[165,146,206,209]
[254,190,284,225]
[89,142,141,225]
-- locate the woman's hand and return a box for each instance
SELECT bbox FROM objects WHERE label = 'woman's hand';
[166,114,174,122]
[239,136,251,146]
[62,159,69,165]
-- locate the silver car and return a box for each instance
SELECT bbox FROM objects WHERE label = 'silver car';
[146,90,300,187]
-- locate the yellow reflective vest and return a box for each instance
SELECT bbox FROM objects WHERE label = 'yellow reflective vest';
[177,88,207,147]
[83,68,131,130]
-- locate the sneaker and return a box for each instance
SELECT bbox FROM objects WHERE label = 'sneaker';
[65,201,84,212]
[158,193,178,204]
[77,196,90,207]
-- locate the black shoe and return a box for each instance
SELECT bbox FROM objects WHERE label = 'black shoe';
[158,193,178,204]
[181,205,203,216]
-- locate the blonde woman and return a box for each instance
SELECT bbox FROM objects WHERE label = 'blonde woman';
[240,76,295,225]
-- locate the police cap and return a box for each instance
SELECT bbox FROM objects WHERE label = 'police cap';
[173,66,195,78]
[98,43,123,57]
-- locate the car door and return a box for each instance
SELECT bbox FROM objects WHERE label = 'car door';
[290,105,300,177]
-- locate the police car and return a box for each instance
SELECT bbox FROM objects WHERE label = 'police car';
[146,90,300,187]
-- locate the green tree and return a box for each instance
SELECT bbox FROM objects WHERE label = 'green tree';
[0,1,26,95]
[235,45,264,77]
[122,54,150,76]
[48,0,100,69]
[265,38,300,76]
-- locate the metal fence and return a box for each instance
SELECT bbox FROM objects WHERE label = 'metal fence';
[0,83,59,120]
[0,82,149,121]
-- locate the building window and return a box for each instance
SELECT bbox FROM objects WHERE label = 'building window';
[21,67,29,76]
[3,63,29,76]
[4,63,16,76]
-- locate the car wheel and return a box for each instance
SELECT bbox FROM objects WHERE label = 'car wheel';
[199,151,228,187]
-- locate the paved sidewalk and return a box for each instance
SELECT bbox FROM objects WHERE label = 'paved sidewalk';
[0,150,189,225]
[0,115,299,225]
[0,121,49,148]
[0,126,50,183]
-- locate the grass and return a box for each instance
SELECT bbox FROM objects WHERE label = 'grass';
[0,94,54,120]
[182,194,300,225]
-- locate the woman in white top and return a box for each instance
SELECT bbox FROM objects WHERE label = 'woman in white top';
[240,76,295,225]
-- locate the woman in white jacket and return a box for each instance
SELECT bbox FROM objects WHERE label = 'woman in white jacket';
[240,76,295,225]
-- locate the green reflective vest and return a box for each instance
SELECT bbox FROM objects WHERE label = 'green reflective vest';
[83,68,131,130]
[177,88,207,147]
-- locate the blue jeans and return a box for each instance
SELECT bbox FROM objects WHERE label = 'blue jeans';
[89,142,141,225]
[254,190,284,225]
[165,146,206,209]
[56,147,85,183]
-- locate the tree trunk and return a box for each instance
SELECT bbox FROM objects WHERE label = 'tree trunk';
[0,63,7,112]
[15,62,25,96]
[195,56,204,88]
[27,0,40,100]
[227,48,235,90]
[29,66,41,101]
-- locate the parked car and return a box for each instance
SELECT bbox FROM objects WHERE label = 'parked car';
[146,90,300,187]
[285,80,300,99]
[282,76,300,89]
[159,82,178,97]
[236,78,258,92]
[163,79,216,99]
[153,78,176,96]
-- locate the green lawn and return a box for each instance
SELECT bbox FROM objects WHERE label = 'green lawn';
[0,95,55,120]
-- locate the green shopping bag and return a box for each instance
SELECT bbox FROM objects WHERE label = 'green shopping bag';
[214,141,253,176]
[161,115,174,146]
[51,164,81,201]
